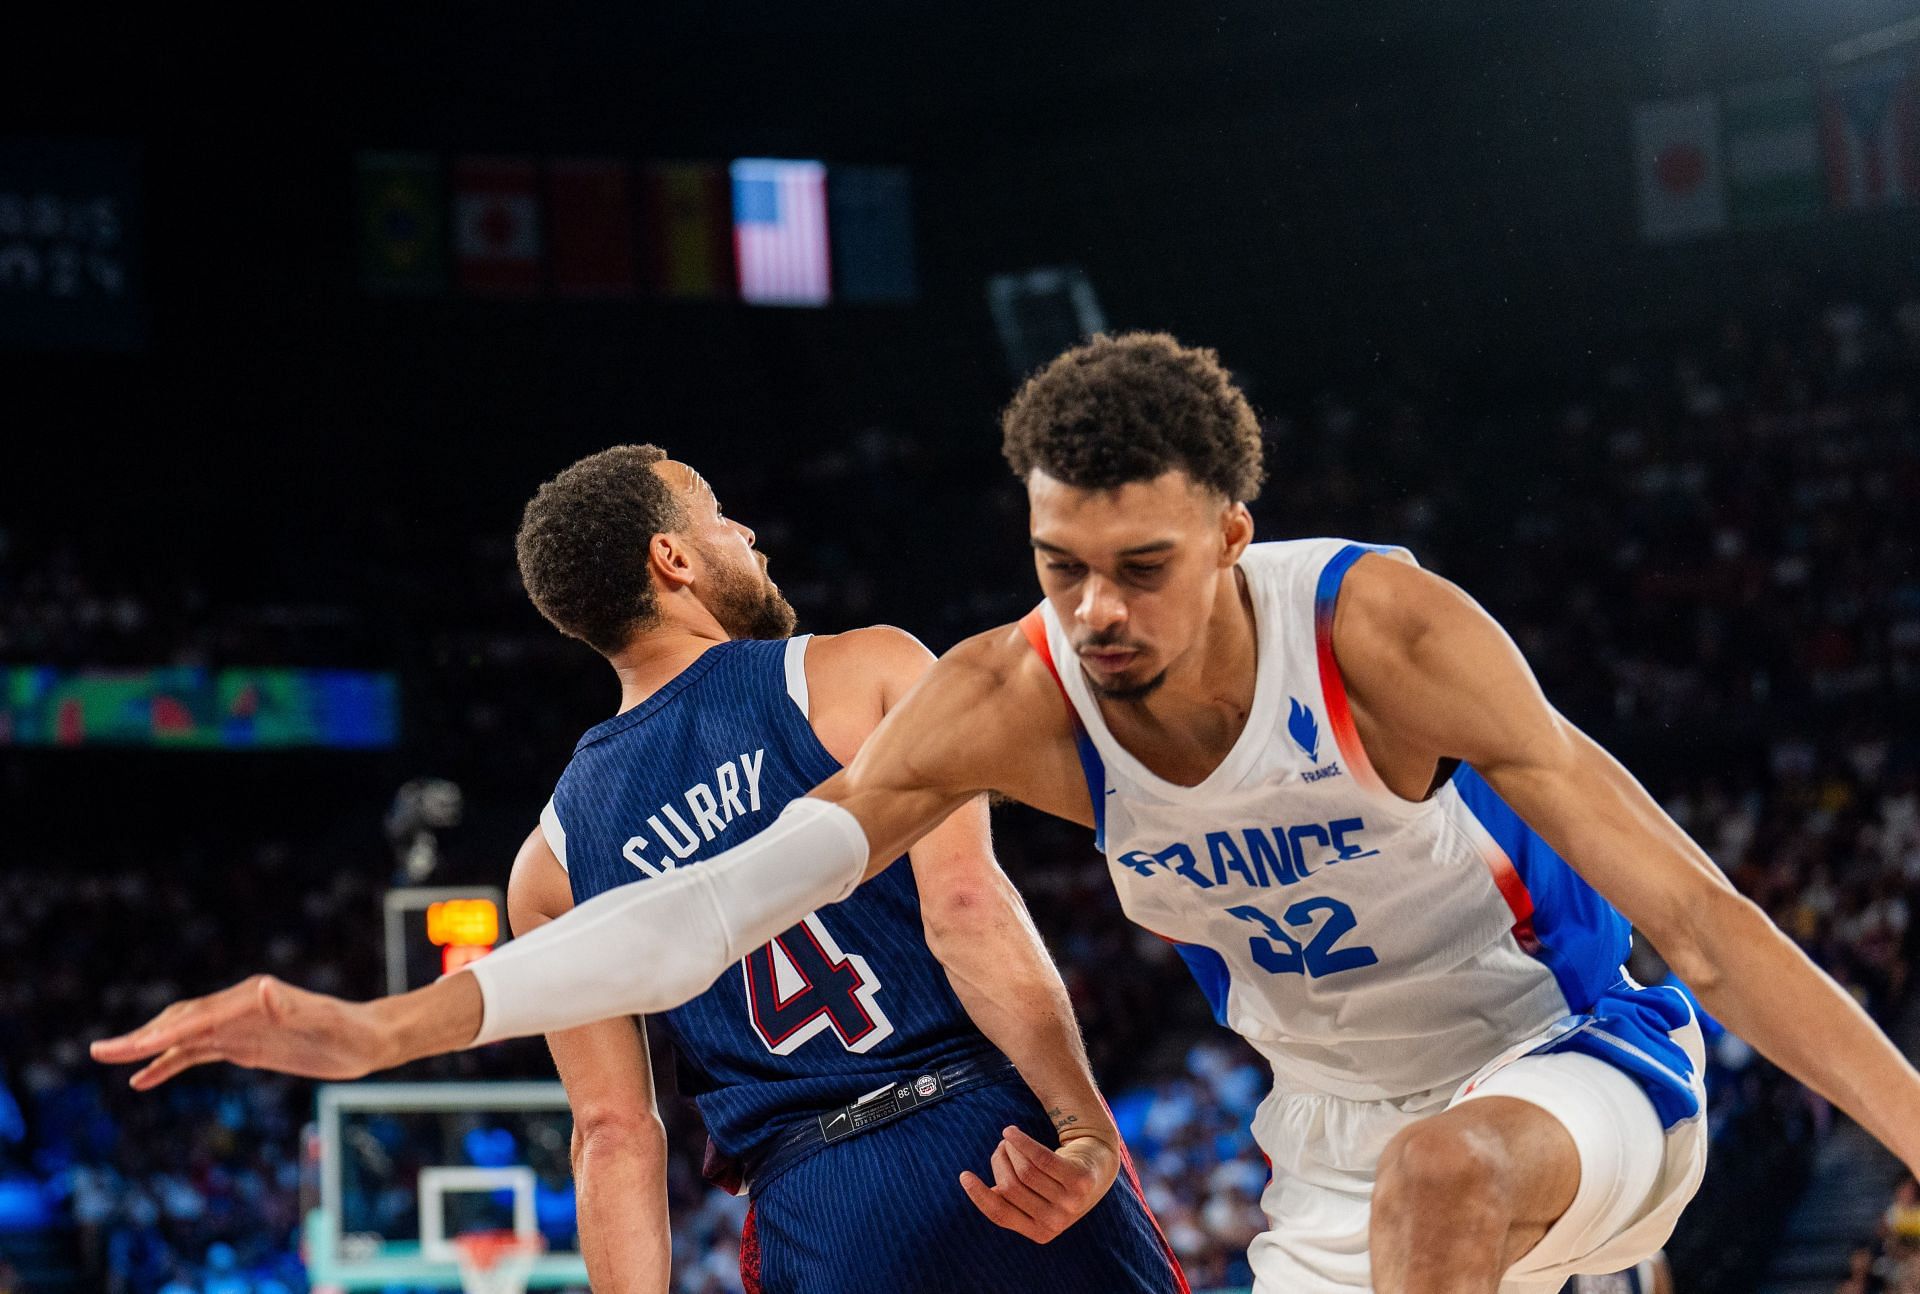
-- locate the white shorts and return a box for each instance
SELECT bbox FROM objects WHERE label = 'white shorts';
[1245,1017,1707,1294]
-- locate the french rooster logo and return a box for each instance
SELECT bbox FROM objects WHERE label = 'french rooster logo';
[1288,698,1321,764]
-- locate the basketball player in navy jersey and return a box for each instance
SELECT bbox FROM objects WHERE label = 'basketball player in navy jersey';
[444,448,1196,1291]
[103,337,1920,1293]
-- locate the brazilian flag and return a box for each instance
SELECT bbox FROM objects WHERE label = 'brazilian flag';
[357,152,446,294]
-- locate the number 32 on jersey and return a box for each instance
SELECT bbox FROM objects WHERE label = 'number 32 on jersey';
[742,915,895,1055]
[1230,897,1379,978]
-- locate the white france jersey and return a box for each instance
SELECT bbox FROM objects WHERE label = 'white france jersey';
[1030,538,1656,1104]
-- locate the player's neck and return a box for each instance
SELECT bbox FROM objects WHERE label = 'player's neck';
[606,617,732,714]
[1173,564,1258,706]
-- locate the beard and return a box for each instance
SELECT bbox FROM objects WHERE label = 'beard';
[1088,667,1169,702]
[1075,631,1168,701]
[700,543,798,641]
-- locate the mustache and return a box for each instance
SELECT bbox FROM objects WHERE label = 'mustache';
[1075,632,1144,653]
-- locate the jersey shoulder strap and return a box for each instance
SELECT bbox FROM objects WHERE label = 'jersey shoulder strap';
[1017,607,1067,691]
[1017,606,1109,849]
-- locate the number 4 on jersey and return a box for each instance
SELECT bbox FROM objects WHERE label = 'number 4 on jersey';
[743,915,895,1055]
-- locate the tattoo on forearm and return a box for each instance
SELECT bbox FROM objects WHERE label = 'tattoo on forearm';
[1047,1106,1080,1131]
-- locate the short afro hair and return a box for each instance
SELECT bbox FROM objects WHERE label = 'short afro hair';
[1000,332,1265,502]
[515,444,686,656]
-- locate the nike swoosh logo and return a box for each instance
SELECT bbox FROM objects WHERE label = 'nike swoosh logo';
[825,1112,848,1130]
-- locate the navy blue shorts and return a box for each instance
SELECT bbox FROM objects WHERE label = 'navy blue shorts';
[741,1077,1187,1294]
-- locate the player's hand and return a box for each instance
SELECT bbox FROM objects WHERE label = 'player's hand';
[90,975,393,1089]
[959,1124,1119,1243]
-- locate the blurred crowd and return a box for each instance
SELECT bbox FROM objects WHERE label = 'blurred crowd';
[1841,1175,1920,1294]
[2,297,1919,1292]
[0,842,566,1294]
[9,298,1920,730]
[1252,298,1920,731]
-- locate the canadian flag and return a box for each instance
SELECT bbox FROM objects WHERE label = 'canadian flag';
[453,156,542,296]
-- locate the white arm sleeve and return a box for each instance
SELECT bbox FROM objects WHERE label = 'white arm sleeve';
[465,797,868,1044]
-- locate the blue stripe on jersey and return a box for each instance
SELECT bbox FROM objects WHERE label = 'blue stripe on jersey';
[1450,764,1630,1013]
[1170,942,1232,1028]
[553,638,994,1161]
[1451,766,1701,1128]
[1074,728,1224,1025]
[1075,729,1107,852]
[1028,617,1215,1022]
[1312,542,1397,619]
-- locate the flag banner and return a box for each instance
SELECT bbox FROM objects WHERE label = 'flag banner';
[356,152,445,294]
[0,139,142,350]
[641,162,734,299]
[1724,78,1822,227]
[453,155,543,296]
[548,158,635,298]
[1820,51,1920,209]
[730,158,831,307]
[0,667,398,749]
[830,165,917,304]
[1633,96,1728,242]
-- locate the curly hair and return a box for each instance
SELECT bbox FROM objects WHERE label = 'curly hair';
[1000,332,1266,502]
[515,444,686,656]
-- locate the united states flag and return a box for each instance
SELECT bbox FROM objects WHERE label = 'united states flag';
[730,158,831,306]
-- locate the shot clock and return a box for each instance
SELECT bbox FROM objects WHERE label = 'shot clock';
[383,886,507,996]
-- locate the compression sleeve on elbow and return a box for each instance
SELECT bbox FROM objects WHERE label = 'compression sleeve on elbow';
[466,797,868,1045]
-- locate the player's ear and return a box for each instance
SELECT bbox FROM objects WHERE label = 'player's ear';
[1221,501,1254,565]
[648,531,698,593]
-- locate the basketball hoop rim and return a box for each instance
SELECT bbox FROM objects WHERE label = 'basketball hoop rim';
[451,1228,544,1294]
[452,1228,545,1268]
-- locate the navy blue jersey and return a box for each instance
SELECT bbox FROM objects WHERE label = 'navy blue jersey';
[545,637,995,1161]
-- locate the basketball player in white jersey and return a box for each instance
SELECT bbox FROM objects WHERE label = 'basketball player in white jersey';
[99,334,1920,1293]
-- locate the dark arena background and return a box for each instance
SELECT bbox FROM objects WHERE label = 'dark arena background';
[6,3,1920,1292]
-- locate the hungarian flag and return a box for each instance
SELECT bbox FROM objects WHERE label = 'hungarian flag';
[548,158,635,298]
[453,156,543,296]
[1724,77,1821,227]
[356,152,444,294]
[1820,52,1920,209]
[641,162,734,299]
[1632,96,1728,242]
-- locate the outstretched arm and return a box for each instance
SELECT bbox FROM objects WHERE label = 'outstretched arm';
[90,796,935,1083]
[93,630,1040,1082]
[1334,554,1920,1173]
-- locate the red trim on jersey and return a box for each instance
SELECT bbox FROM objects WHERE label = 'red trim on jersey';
[739,1203,762,1293]
[1477,836,1543,955]
[1020,607,1069,695]
[1312,560,1541,951]
[1310,599,1390,797]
